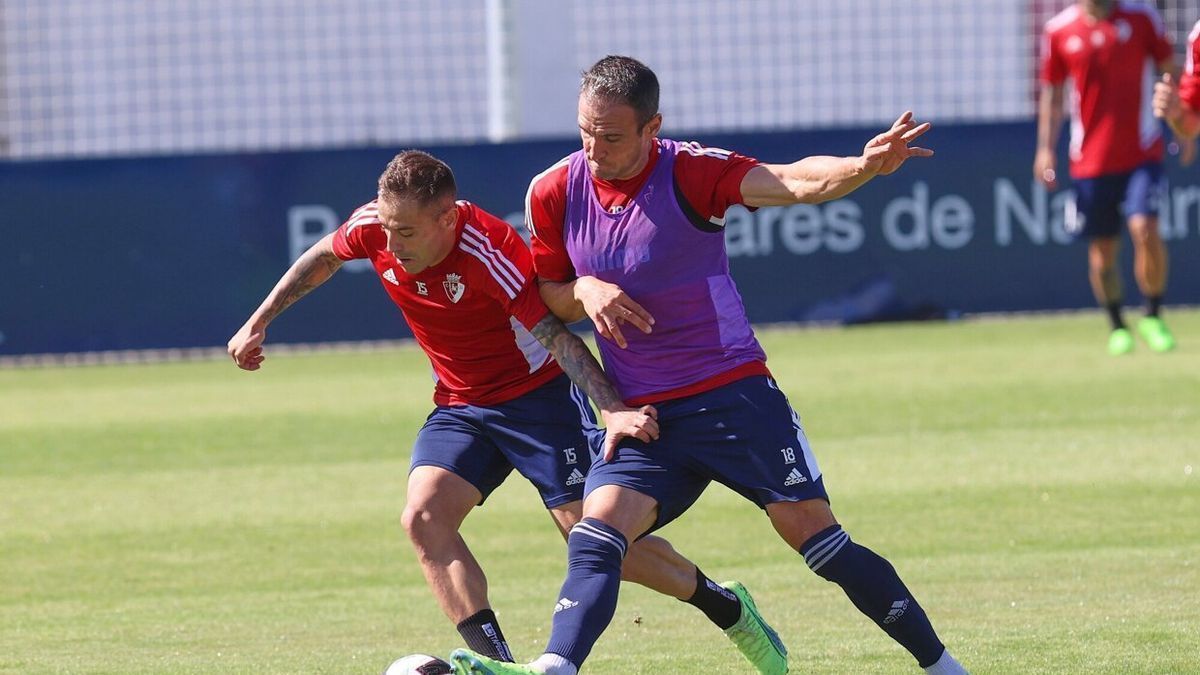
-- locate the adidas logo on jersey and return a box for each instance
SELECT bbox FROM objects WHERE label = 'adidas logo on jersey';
[784,468,808,486]
[382,268,399,285]
[554,597,579,613]
[565,468,586,486]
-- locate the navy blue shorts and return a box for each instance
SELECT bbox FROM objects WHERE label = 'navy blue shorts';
[411,374,600,508]
[584,375,828,534]
[1069,162,1165,238]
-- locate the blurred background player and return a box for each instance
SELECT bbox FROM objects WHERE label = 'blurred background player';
[1035,0,1178,355]
[227,150,786,672]
[451,56,965,675]
[1154,17,1200,140]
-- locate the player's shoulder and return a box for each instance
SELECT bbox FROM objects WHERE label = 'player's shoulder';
[1115,1,1165,31]
[526,155,571,202]
[343,199,382,231]
[455,201,529,297]
[1190,18,1200,44]
[1044,4,1081,35]
[672,138,739,162]
[457,201,525,256]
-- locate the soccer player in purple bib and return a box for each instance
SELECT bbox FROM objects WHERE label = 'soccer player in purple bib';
[228,151,782,671]
[451,57,967,675]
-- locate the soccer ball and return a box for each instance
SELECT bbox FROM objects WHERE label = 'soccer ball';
[382,653,454,675]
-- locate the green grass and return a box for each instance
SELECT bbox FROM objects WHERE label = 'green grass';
[2,311,1198,674]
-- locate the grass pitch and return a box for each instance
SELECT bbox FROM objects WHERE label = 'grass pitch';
[2,311,1198,674]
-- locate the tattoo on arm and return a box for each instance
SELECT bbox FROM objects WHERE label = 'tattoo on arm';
[259,249,344,324]
[530,314,624,411]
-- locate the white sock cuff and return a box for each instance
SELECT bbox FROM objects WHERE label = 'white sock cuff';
[532,652,577,675]
[923,649,968,675]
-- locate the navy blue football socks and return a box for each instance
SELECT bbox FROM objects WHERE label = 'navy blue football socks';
[545,518,627,667]
[801,525,945,668]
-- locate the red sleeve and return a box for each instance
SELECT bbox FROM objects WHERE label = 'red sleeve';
[466,204,551,331]
[673,142,760,222]
[1183,25,1200,110]
[331,200,378,260]
[1040,30,1066,85]
[525,162,576,283]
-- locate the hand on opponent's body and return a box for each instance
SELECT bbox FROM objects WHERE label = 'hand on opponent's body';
[573,276,654,350]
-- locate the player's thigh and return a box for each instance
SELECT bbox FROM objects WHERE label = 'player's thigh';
[688,376,830,510]
[485,375,597,509]
[411,406,514,508]
[405,465,484,532]
[584,435,708,539]
[547,499,583,540]
[1071,173,1127,239]
[1123,162,1166,224]
[581,484,660,542]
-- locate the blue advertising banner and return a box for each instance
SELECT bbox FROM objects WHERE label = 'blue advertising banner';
[3,122,1199,355]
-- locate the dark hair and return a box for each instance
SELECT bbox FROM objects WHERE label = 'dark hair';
[378,150,457,206]
[580,55,660,128]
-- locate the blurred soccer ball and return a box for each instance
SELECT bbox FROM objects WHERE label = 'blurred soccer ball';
[383,653,453,675]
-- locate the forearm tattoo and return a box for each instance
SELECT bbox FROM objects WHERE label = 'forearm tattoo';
[260,250,343,323]
[531,314,624,411]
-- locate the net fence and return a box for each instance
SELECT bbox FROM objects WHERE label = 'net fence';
[3,0,1200,160]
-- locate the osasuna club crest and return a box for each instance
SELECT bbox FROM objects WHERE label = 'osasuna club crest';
[443,273,466,303]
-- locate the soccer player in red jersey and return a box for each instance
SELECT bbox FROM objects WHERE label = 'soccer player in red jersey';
[1154,19,1200,140]
[451,57,965,675]
[1036,0,1178,354]
[227,151,780,670]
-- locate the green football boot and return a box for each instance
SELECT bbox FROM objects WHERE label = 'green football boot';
[721,581,789,675]
[1137,317,1176,352]
[1107,328,1134,356]
[449,649,540,675]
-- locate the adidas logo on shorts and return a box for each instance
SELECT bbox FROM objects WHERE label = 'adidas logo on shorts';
[565,468,586,486]
[784,468,808,486]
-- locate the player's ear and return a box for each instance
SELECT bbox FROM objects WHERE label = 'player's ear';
[643,113,663,138]
[439,199,458,228]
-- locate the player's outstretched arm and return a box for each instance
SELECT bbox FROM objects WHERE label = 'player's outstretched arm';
[741,111,932,207]
[227,232,344,371]
[529,313,658,459]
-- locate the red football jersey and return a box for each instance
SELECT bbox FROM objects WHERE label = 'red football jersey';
[1040,2,1173,178]
[1179,19,1200,110]
[525,139,768,406]
[332,200,562,406]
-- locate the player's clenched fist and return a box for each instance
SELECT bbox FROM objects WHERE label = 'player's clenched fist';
[227,322,267,371]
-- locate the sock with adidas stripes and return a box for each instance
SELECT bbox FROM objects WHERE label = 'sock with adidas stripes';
[544,517,627,668]
[800,524,945,668]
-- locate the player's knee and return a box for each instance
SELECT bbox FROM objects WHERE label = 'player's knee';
[401,502,452,548]
[1128,222,1159,247]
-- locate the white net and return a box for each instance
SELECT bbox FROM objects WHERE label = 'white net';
[3,0,1200,160]
[1,0,488,159]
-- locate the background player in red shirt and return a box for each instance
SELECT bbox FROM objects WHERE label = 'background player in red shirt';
[1035,0,1177,354]
[1154,19,1200,140]
[227,151,782,670]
